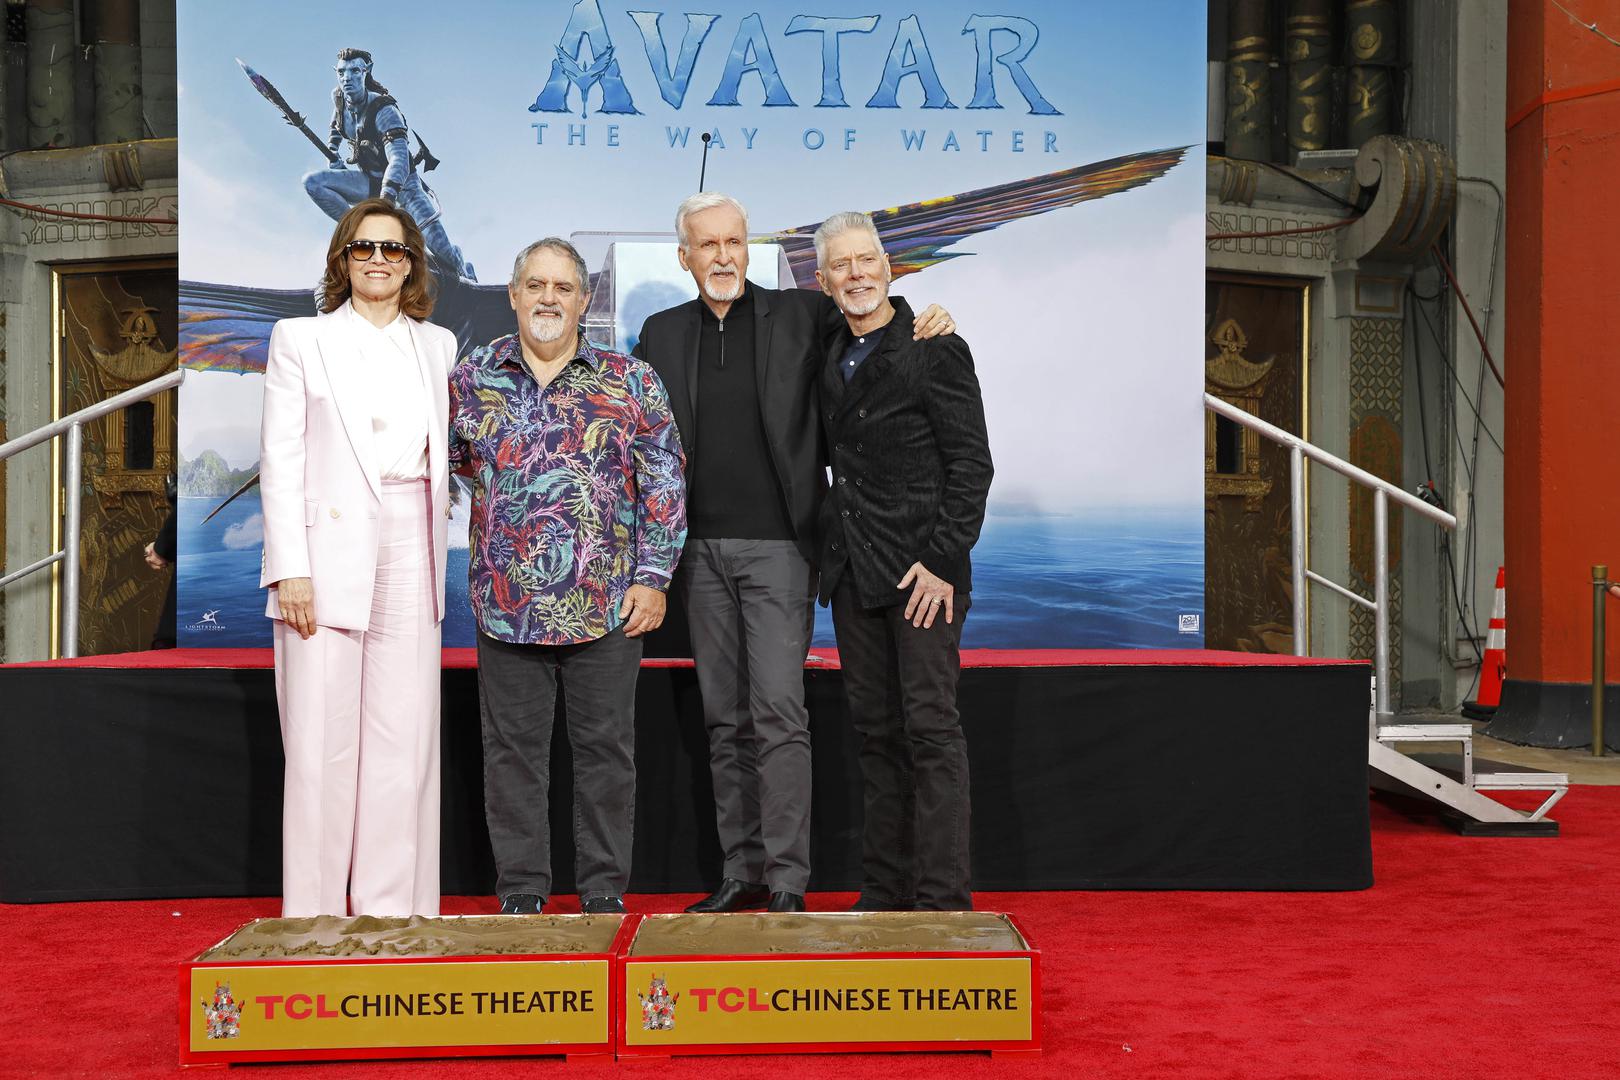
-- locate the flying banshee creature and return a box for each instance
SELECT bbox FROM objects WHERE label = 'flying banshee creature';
[182,145,1187,376]
[183,144,1188,520]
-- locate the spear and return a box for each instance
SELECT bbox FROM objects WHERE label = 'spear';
[199,472,260,526]
[235,57,341,165]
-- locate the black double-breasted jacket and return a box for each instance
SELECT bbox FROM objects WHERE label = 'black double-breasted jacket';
[816,295,994,608]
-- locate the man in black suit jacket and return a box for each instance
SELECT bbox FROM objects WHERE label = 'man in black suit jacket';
[633,193,953,913]
[813,211,993,912]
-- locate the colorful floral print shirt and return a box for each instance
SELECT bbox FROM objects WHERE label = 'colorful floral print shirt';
[449,332,687,644]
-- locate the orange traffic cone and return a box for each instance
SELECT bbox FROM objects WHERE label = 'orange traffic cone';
[1464,567,1506,717]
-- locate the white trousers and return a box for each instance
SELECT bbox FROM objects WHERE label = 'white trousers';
[273,479,441,916]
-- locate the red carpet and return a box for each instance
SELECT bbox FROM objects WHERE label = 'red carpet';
[3,790,1615,1079]
[2,647,1362,671]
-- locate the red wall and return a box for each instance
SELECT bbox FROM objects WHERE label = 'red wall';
[1505,1,1620,685]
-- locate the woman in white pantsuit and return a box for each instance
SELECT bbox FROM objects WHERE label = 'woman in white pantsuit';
[259,197,456,916]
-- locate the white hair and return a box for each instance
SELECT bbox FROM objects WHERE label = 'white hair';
[812,211,884,269]
[674,192,749,249]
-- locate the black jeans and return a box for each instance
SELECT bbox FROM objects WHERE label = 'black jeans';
[475,628,641,901]
[830,582,972,910]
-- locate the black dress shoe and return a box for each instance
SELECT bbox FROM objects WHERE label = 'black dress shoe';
[686,878,770,913]
[849,894,916,912]
[768,891,806,913]
[499,892,546,914]
[581,895,626,915]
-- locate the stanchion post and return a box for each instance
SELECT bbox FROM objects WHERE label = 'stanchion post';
[1291,445,1306,656]
[1595,565,1608,758]
[62,423,83,660]
[1373,489,1389,721]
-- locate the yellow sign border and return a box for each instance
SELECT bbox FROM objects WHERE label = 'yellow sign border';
[620,954,1038,1051]
[182,956,615,1063]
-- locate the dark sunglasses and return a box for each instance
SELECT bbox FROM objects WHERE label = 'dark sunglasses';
[345,239,412,263]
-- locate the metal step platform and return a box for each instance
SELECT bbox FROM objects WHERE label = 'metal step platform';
[1377,721,1476,782]
[1370,726,1567,835]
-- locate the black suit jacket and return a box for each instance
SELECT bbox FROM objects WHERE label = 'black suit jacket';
[633,286,838,565]
[817,295,993,608]
[154,506,178,563]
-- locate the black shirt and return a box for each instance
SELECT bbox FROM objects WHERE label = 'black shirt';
[837,325,887,384]
[688,286,795,540]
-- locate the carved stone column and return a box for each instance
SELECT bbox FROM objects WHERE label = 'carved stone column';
[1345,0,1400,148]
[0,9,8,149]
[25,0,75,149]
[1225,0,1274,161]
[1286,0,1334,158]
[90,0,143,145]
[1333,136,1457,705]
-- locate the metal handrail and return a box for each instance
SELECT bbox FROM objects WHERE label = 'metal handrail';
[1205,393,1459,723]
[1205,395,1454,527]
[0,371,185,460]
[0,368,184,658]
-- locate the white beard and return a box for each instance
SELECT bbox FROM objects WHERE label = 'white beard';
[703,267,742,303]
[528,310,568,343]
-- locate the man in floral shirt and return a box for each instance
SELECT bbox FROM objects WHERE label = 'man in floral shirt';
[449,237,686,916]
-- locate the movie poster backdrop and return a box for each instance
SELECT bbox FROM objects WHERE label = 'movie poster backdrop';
[177,0,1206,648]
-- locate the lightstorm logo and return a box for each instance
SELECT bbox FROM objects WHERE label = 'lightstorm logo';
[527,0,1062,153]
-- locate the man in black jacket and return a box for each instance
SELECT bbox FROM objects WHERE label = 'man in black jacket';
[633,193,952,913]
[813,211,993,912]
[144,480,179,649]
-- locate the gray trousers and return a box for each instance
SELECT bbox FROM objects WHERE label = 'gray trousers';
[475,628,640,901]
[681,539,816,894]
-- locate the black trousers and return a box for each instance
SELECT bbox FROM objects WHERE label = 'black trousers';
[830,581,972,910]
[475,628,641,902]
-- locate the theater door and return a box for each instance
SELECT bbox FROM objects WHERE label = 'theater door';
[1204,275,1309,654]
[51,261,179,657]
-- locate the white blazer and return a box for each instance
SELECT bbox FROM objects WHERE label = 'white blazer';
[259,304,456,631]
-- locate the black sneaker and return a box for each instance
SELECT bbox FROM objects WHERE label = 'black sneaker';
[581,895,627,915]
[499,892,546,914]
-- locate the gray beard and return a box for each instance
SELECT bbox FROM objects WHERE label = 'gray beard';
[841,289,884,316]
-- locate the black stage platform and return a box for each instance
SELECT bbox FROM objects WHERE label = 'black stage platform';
[0,649,1373,902]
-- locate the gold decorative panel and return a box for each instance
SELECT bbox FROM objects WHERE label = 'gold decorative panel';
[1347,315,1403,700]
[1205,316,1277,513]
[1204,277,1308,655]
[53,262,180,656]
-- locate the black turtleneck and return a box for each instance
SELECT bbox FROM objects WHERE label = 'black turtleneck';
[689,285,795,540]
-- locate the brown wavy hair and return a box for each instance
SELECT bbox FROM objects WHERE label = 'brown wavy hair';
[315,197,435,318]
